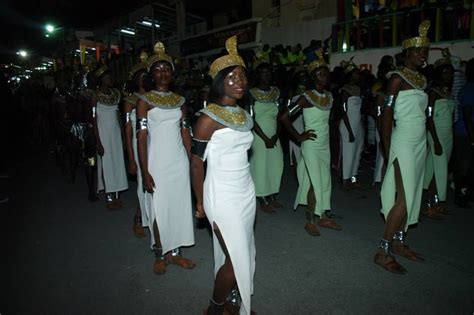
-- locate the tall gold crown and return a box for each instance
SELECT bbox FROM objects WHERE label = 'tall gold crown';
[402,20,431,49]
[340,56,357,74]
[434,48,452,69]
[129,52,148,79]
[307,49,327,73]
[147,42,174,71]
[93,64,109,79]
[209,35,246,78]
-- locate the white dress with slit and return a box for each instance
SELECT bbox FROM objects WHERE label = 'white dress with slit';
[203,128,256,315]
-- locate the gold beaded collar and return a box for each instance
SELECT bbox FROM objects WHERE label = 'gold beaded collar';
[387,67,427,90]
[432,87,452,99]
[124,93,140,106]
[201,103,253,132]
[95,88,121,106]
[140,90,184,109]
[303,89,332,110]
[250,87,280,103]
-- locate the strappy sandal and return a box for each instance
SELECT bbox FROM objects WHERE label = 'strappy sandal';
[421,206,444,220]
[318,217,342,230]
[392,241,424,262]
[153,258,167,275]
[132,215,146,238]
[166,248,196,269]
[374,250,407,274]
[304,222,321,236]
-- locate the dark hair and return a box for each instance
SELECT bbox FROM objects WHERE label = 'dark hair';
[208,65,247,103]
[125,69,151,93]
[466,58,474,82]
[395,51,406,67]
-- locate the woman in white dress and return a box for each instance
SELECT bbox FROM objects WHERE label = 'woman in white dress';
[91,66,128,210]
[124,52,149,237]
[136,42,195,275]
[191,35,256,315]
[338,60,364,190]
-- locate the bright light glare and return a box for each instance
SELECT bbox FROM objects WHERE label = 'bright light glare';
[121,29,135,35]
[17,50,28,57]
[46,24,55,33]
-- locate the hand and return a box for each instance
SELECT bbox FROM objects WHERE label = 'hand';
[143,172,155,193]
[349,133,355,143]
[195,202,206,219]
[434,141,443,156]
[97,142,104,156]
[264,138,275,149]
[128,160,137,175]
[297,129,317,142]
[270,134,279,147]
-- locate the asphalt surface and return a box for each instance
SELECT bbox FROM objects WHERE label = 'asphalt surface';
[1,146,474,315]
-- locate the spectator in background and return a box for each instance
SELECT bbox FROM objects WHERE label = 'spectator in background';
[304,40,322,64]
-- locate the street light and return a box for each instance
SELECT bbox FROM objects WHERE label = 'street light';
[17,50,28,58]
[46,24,55,33]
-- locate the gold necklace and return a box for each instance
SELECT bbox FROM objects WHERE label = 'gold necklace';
[96,88,120,105]
[124,93,139,105]
[305,89,331,108]
[432,86,452,99]
[399,67,426,90]
[250,87,280,103]
[206,103,248,125]
[144,90,184,108]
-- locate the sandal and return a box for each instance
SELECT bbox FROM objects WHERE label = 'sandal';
[269,195,283,208]
[421,206,444,220]
[318,217,342,230]
[258,197,275,213]
[374,249,407,274]
[433,204,452,215]
[392,241,424,262]
[304,222,320,236]
[166,250,196,269]
[153,258,167,275]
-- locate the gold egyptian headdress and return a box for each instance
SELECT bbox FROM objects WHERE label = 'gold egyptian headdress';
[434,48,452,69]
[402,20,431,49]
[147,42,174,71]
[307,49,327,74]
[209,35,246,79]
[340,56,357,74]
[93,64,109,80]
[129,52,148,79]
[253,49,270,70]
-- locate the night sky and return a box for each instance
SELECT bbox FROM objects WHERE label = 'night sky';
[0,0,250,64]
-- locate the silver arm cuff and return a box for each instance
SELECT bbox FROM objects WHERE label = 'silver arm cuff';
[136,118,148,132]
[427,105,433,118]
[384,95,395,108]
[125,112,131,124]
[342,102,347,112]
[92,107,96,118]
[377,105,382,117]
[180,118,190,129]
[287,99,301,116]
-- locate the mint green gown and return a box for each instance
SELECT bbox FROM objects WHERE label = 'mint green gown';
[249,87,284,197]
[423,97,454,201]
[380,89,428,229]
[294,90,333,216]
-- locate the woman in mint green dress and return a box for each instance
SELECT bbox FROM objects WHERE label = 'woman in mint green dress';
[280,51,342,237]
[375,21,431,274]
[422,54,455,218]
[249,62,284,213]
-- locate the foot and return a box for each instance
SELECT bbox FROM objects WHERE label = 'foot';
[270,199,283,208]
[106,201,119,210]
[421,206,444,220]
[153,259,167,275]
[392,241,424,262]
[259,203,275,214]
[433,204,452,215]
[114,198,123,209]
[304,222,321,236]
[167,254,196,269]
[374,249,407,274]
[342,181,354,190]
[133,216,146,238]
[318,217,342,230]
[222,303,256,315]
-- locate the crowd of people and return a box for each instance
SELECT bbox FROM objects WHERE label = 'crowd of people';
[5,19,474,314]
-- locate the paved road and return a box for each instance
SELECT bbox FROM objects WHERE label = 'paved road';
[1,147,473,315]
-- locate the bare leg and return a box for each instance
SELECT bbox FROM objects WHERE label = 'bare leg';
[304,186,320,236]
[132,204,145,238]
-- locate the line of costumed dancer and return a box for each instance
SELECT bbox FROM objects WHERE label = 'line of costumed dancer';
[99,19,458,314]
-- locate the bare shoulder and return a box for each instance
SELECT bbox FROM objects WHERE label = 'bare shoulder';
[194,114,220,140]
